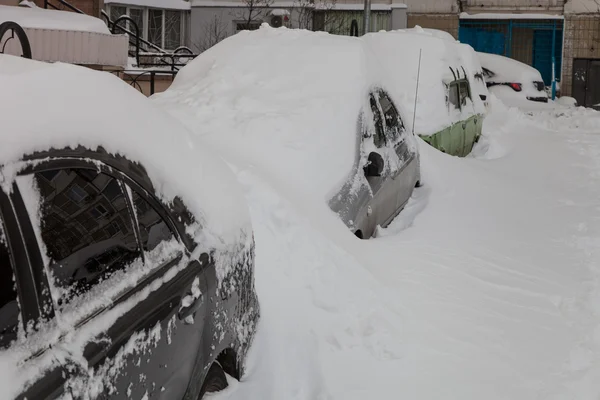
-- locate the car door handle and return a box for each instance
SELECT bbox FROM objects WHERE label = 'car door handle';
[178,293,203,323]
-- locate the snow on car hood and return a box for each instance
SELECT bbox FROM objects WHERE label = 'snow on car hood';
[0,55,251,248]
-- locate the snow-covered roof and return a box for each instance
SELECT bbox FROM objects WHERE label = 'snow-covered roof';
[460,12,564,20]
[0,4,111,34]
[0,56,250,250]
[154,26,486,203]
[104,0,191,10]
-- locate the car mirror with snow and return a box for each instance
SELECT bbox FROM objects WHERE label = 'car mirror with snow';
[364,152,384,177]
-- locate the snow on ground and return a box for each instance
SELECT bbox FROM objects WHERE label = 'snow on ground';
[0,4,111,34]
[196,97,600,399]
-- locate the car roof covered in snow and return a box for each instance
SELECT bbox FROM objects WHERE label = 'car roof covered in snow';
[154,26,487,202]
[477,52,544,84]
[154,26,374,202]
[363,28,487,135]
[0,55,250,249]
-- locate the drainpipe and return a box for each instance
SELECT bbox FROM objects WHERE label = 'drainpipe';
[551,20,557,100]
[363,0,370,35]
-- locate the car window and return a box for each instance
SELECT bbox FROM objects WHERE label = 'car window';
[129,188,175,253]
[448,82,460,110]
[369,94,386,148]
[459,81,471,107]
[377,91,405,143]
[0,221,18,349]
[21,168,142,306]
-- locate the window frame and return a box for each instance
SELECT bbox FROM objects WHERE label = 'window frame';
[0,183,47,346]
[106,4,186,50]
[447,78,472,111]
[11,157,185,323]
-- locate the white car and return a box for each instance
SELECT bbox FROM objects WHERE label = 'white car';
[477,52,548,104]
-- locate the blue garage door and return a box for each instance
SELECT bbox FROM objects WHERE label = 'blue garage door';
[459,27,506,55]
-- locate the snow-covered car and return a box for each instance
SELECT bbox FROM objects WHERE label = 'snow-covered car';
[0,56,259,399]
[154,27,421,239]
[477,52,549,104]
[364,28,489,157]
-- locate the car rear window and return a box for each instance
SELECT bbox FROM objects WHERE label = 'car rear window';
[0,222,18,348]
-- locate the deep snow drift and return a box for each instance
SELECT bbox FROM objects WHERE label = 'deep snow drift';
[197,98,600,400]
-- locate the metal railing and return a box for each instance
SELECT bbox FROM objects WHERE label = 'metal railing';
[42,0,198,71]
[112,70,177,96]
[0,21,32,59]
[44,0,85,14]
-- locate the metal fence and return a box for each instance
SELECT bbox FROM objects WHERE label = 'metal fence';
[459,18,564,87]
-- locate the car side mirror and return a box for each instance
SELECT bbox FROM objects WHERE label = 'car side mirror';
[479,94,487,101]
[364,152,384,177]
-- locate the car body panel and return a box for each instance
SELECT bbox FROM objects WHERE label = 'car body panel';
[419,114,483,157]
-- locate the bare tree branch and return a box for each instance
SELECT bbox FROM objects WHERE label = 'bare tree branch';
[195,13,229,52]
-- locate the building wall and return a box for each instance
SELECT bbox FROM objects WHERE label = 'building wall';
[407,13,459,38]
[462,0,564,12]
[562,14,600,96]
[31,0,104,17]
[403,0,458,13]
[191,5,406,52]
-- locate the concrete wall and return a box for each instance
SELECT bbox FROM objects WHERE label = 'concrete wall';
[463,0,564,12]
[407,13,459,38]
[561,14,600,96]
[403,0,458,13]
[191,5,406,52]
[31,0,104,17]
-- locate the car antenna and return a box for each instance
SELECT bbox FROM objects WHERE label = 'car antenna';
[412,49,423,136]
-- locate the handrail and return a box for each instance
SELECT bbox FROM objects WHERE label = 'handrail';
[43,0,84,14]
[0,21,32,59]
[101,10,164,54]
[111,15,140,68]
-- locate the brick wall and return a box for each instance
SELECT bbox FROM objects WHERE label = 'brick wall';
[407,13,459,39]
[32,0,104,17]
[562,14,600,96]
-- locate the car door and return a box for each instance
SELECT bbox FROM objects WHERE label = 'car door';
[361,92,395,234]
[13,161,209,399]
[374,91,418,215]
[0,182,72,400]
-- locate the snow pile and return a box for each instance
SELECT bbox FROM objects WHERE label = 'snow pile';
[0,5,111,34]
[155,26,486,205]
[154,27,369,203]
[363,28,487,134]
[198,92,600,400]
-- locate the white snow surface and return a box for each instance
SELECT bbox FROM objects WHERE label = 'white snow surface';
[0,5,111,34]
[154,26,486,202]
[187,95,600,400]
[0,55,251,247]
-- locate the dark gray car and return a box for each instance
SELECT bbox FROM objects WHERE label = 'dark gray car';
[329,90,421,239]
[0,147,259,399]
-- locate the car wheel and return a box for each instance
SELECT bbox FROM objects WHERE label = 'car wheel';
[199,362,228,398]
